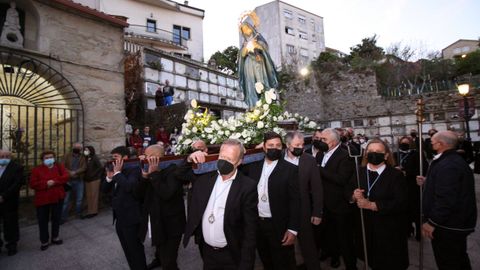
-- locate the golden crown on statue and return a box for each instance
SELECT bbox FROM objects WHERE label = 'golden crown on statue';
[238,10,260,28]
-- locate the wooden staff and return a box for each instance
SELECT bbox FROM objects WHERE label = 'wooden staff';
[415,98,425,270]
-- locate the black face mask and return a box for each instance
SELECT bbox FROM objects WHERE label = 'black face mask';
[291,147,303,157]
[367,152,386,165]
[341,136,348,143]
[313,140,329,152]
[72,148,81,154]
[410,132,417,138]
[265,148,282,161]
[399,143,410,151]
[217,159,235,175]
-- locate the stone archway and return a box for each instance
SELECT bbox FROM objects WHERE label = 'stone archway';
[0,49,84,172]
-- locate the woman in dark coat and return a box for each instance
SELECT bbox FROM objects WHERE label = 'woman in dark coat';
[351,138,409,270]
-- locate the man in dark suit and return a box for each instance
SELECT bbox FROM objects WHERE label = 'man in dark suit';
[135,145,185,270]
[306,129,327,165]
[417,131,477,270]
[284,132,323,270]
[318,128,356,270]
[182,139,258,270]
[103,146,146,270]
[0,149,23,256]
[242,131,300,270]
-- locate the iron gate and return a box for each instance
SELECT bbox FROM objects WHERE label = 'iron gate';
[0,49,84,197]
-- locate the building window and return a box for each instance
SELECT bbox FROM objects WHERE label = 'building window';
[182,27,191,40]
[462,46,470,52]
[310,19,315,30]
[300,48,308,57]
[284,9,293,19]
[299,31,308,40]
[146,19,156,33]
[285,26,294,35]
[173,25,190,45]
[286,44,295,54]
[298,15,306,24]
[312,34,316,42]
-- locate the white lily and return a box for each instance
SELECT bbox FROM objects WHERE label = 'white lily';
[190,99,198,108]
[255,82,264,94]
[257,121,264,129]
[265,89,277,104]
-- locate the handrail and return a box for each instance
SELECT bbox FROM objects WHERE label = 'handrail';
[125,24,189,44]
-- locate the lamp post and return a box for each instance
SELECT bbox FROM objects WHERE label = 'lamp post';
[458,83,471,140]
[299,67,309,77]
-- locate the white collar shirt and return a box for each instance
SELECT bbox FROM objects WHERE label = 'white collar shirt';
[257,159,278,218]
[0,165,6,178]
[284,152,299,166]
[433,153,443,160]
[367,163,386,175]
[321,144,340,167]
[202,170,237,248]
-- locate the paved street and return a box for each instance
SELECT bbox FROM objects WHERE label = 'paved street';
[1,180,480,270]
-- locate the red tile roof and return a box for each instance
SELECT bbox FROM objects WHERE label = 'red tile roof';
[42,0,129,27]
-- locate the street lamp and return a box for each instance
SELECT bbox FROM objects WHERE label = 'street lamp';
[457,83,471,140]
[299,67,309,77]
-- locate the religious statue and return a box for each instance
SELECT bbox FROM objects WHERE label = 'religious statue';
[238,11,278,108]
[0,2,24,48]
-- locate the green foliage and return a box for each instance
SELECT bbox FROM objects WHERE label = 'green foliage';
[146,60,163,71]
[208,46,239,75]
[349,35,385,62]
[455,50,480,76]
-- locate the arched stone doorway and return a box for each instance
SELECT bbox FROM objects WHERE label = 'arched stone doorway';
[0,49,84,177]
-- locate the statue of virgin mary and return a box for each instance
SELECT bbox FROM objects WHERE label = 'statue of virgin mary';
[237,11,278,108]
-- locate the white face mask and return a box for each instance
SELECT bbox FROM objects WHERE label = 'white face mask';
[84,150,90,156]
[143,142,149,148]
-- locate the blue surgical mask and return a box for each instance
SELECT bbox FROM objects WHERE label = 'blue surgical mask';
[43,158,55,167]
[0,158,11,166]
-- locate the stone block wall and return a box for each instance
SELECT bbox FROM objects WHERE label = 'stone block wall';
[33,1,126,157]
[284,69,480,143]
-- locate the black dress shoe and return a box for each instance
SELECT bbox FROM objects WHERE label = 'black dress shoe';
[7,249,17,256]
[330,257,341,268]
[51,239,63,245]
[40,244,49,251]
[147,259,161,270]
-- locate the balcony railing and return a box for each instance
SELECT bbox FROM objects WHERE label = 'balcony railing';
[379,76,480,97]
[124,24,189,50]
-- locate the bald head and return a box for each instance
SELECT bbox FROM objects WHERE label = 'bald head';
[192,140,208,153]
[431,131,458,153]
[145,145,165,157]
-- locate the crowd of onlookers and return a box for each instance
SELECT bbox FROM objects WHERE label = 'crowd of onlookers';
[126,124,180,157]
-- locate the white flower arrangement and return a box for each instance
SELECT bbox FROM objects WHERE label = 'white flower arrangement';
[176,82,319,153]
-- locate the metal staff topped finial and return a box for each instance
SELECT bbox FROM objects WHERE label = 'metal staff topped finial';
[415,97,425,270]
[347,145,368,270]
